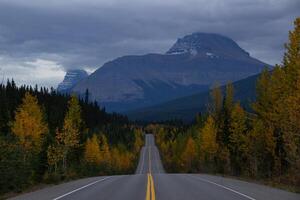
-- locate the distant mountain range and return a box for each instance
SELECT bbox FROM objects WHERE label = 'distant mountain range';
[58,32,269,113]
[125,73,260,122]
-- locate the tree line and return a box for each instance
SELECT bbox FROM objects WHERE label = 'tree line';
[0,81,143,195]
[152,18,300,190]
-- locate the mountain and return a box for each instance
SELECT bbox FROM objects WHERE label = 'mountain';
[71,33,268,112]
[57,69,88,93]
[125,73,260,122]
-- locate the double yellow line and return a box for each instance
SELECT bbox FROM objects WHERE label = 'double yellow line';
[145,173,156,200]
[145,146,156,200]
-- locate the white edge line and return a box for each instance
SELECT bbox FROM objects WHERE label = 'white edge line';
[53,177,111,200]
[189,175,256,200]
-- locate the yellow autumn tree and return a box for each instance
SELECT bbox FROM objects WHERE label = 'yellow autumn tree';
[110,147,132,173]
[228,103,248,175]
[251,18,300,180]
[12,92,48,155]
[99,134,111,167]
[252,69,277,177]
[84,134,101,165]
[283,78,300,182]
[198,116,218,170]
[56,96,83,171]
[181,137,197,172]
[278,18,300,181]
[133,129,143,154]
[47,144,64,173]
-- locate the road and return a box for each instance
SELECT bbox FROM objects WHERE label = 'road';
[11,134,300,200]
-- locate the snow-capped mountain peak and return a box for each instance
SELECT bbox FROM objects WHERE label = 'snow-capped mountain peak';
[166,32,250,57]
[57,69,88,92]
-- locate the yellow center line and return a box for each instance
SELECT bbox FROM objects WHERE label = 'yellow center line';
[145,173,156,200]
[146,174,150,200]
[150,174,156,200]
[145,142,156,200]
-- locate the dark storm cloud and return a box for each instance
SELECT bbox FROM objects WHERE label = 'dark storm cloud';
[0,0,299,86]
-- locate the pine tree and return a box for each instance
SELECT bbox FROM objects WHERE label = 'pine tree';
[223,82,234,144]
[84,89,89,104]
[0,87,10,135]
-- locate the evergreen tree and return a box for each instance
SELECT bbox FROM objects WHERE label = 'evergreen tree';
[84,89,89,104]
[223,82,234,145]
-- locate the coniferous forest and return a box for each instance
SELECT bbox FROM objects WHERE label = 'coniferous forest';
[0,81,143,195]
[150,18,300,191]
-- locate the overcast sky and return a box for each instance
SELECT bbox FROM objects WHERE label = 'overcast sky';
[0,0,299,87]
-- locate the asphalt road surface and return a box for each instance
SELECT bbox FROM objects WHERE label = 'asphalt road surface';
[11,134,300,200]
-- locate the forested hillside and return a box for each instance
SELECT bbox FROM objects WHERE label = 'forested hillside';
[151,18,300,191]
[0,82,143,195]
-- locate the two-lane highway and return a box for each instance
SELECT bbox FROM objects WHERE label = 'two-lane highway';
[11,134,300,200]
[135,134,164,174]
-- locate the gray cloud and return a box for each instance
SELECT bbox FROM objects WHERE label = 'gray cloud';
[0,0,299,87]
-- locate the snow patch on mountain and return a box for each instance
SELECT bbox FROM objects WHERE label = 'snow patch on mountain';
[57,69,88,92]
[166,32,250,58]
